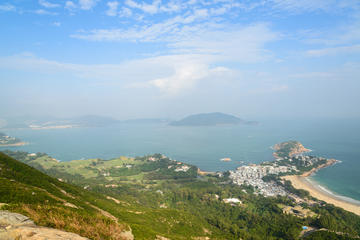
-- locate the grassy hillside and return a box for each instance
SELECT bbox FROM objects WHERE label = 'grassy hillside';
[2,150,360,239]
[0,152,130,240]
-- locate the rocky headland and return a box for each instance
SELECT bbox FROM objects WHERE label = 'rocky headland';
[273,140,311,158]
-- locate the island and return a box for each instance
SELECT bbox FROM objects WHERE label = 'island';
[273,140,311,158]
[169,112,258,126]
[0,132,27,147]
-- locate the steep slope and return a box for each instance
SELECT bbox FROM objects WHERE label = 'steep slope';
[0,152,132,240]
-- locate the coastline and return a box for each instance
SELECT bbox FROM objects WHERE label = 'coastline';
[197,168,216,176]
[283,162,360,216]
[0,142,28,147]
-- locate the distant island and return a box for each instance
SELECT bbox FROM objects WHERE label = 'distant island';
[0,132,27,147]
[273,140,311,158]
[169,112,258,126]
[3,115,171,130]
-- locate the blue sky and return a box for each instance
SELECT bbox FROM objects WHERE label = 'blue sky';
[0,0,360,120]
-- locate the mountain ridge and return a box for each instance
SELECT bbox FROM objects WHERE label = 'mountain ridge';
[169,112,258,126]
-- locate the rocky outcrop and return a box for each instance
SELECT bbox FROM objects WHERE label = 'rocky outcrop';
[0,210,89,240]
[273,141,311,158]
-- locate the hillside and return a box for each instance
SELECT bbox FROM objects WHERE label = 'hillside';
[0,152,132,239]
[273,141,311,158]
[169,112,257,126]
[3,150,360,239]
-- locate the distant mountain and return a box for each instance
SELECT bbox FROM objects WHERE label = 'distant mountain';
[169,112,257,126]
[12,115,122,129]
[122,118,170,124]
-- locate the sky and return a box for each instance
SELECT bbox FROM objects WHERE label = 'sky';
[0,0,360,120]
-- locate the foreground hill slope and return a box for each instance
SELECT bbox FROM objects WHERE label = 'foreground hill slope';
[0,152,132,240]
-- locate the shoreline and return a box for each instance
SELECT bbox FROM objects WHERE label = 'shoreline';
[301,159,338,177]
[283,162,360,215]
[197,168,216,176]
[0,142,28,147]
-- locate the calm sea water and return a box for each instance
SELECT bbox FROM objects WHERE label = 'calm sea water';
[2,118,360,201]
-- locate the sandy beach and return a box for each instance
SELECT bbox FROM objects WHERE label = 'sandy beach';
[283,174,360,216]
[0,142,28,147]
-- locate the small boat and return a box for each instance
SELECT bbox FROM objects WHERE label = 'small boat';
[220,158,231,162]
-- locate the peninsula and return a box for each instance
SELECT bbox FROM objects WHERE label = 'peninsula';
[230,140,360,216]
[0,132,27,147]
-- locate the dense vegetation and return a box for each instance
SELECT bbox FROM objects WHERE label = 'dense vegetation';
[0,152,129,239]
[2,150,360,239]
[304,231,359,240]
[273,141,308,158]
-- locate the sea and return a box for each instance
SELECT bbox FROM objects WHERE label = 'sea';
[1,118,360,202]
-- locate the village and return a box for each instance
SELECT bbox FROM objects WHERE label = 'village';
[228,155,332,197]
[228,164,292,197]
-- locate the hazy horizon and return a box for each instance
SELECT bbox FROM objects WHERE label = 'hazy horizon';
[1,0,360,120]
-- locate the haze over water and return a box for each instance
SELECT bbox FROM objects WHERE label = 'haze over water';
[3,118,360,201]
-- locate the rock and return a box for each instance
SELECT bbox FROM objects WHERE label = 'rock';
[156,235,170,240]
[0,211,34,227]
[0,211,89,240]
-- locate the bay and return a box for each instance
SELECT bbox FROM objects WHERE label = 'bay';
[2,118,360,201]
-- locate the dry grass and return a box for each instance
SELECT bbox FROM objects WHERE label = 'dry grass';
[9,204,129,240]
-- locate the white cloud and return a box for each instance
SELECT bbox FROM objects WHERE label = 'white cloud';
[149,59,209,95]
[1,20,278,97]
[0,53,228,96]
[39,0,60,8]
[125,0,161,14]
[65,1,77,10]
[124,0,186,14]
[71,9,220,42]
[159,1,183,13]
[169,23,279,62]
[106,1,119,16]
[306,20,360,46]
[79,0,98,10]
[119,7,132,17]
[53,22,61,27]
[0,4,15,11]
[306,44,360,57]
[34,9,57,15]
[270,0,359,13]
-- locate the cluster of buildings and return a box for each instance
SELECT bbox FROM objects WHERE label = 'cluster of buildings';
[228,164,295,197]
[0,135,17,144]
[174,164,190,172]
[280,155,327,167]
